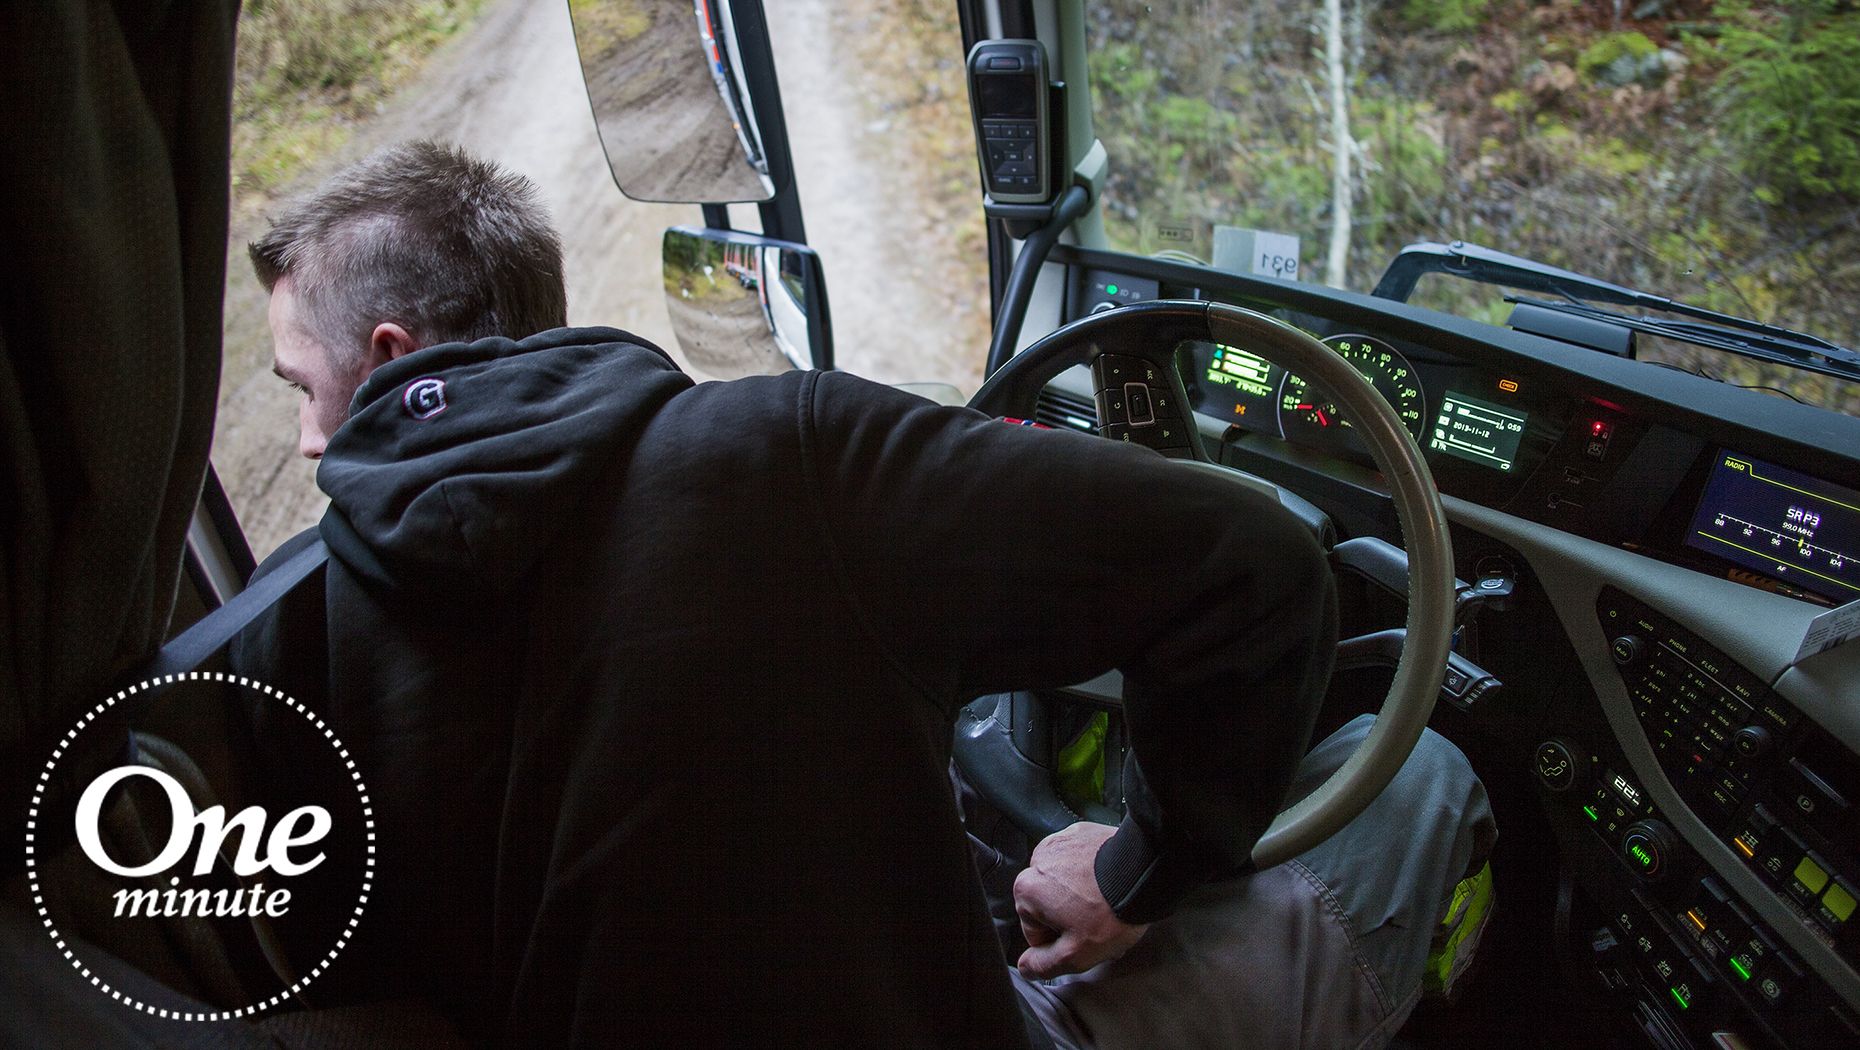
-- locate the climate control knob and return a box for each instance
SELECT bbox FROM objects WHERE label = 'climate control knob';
[1534,738,1583,792]
[1621,819,1678,880]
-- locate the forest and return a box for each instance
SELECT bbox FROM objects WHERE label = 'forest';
[1083,0,1860,413]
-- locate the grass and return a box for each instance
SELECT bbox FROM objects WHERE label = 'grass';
[230,0,491,214]
[842,0,991,304]
[566,0,650,57]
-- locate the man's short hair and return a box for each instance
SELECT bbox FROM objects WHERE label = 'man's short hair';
[250,140,567,361]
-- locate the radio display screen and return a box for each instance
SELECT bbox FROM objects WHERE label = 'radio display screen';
[1686,451,1860,600]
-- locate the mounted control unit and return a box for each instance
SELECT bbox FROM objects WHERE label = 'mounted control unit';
[966,39,1050,204]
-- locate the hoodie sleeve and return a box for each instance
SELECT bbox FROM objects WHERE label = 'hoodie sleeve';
[802,370,1338,924]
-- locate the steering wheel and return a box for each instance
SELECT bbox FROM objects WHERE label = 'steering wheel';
[960,299,1455,870]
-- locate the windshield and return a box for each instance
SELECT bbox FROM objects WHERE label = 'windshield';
[1085,0,1860,417]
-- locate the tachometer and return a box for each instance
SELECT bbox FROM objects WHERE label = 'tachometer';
[1277,335,1425,451]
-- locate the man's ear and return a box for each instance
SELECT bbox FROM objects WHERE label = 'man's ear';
[366,322,421,368]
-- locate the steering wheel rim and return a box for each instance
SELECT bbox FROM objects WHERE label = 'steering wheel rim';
[966,299,1455,870]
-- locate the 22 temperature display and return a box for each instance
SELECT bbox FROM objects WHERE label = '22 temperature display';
[1686,452,1860,599]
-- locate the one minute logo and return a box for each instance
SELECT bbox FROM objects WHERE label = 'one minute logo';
[26,673,374,1021]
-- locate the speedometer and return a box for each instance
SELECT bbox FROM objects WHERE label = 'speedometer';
[1276,335,1425,450]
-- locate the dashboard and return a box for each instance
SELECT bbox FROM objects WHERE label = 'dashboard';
[1050,256,1860,609]
[1024,244,1860,1049]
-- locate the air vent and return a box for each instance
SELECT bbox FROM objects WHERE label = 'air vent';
[1034,387,1099,433]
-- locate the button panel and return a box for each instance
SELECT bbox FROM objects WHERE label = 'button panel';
[979,119,1044,198]
[1596,587,1860,973]
[1586,859,1853,1048]
[1090,353,1197,458]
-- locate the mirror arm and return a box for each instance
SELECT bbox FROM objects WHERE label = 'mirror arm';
[983,184,1091,380]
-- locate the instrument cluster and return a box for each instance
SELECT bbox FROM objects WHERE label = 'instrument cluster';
[1178,330,1567,505]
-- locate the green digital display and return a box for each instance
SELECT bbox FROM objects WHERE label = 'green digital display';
[1204,344,1275,398]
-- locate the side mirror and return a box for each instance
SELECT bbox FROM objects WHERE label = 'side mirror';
[662,226,833,375]
[569,0,777,204]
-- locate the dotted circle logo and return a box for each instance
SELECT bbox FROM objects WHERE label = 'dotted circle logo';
[25,672,374,1021]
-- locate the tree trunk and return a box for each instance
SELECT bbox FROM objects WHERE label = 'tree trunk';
[1324,0,1354,289]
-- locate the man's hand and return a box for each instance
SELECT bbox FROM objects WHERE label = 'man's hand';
[1012,821,1149,979]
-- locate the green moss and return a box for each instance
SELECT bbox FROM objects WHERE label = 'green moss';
[1581,137,1656,176]
[1491,89,1526,114]
[1403,0,1490,33]
[1578,31,1658,79]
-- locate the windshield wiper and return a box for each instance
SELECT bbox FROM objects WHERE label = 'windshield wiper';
[1505,296,1860,384]
[1373,241,1860,384]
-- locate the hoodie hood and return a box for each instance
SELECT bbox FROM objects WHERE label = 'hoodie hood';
[316,326,692,601]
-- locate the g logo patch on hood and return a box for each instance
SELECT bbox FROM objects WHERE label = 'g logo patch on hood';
[403,377,448,420]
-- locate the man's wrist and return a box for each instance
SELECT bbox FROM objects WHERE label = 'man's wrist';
[1094,816,1233,925]
[1093,817,1165,924]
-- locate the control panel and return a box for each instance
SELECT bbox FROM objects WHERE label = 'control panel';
[1537,734,1860,1046]
[1596,587,1860,969]
[1090,352,1200,458]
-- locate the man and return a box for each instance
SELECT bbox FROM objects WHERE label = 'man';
[237,140,1494,1048]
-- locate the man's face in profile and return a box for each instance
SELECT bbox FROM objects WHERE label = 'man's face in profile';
[269,276,372,460]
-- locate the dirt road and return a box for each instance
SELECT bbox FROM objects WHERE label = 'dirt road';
[216,0,987,558]
[767,0,991,390]
[665,285,793,377]
[578,0,770,203]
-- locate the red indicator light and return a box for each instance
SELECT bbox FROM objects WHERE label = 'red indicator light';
[1498,379,1519,393]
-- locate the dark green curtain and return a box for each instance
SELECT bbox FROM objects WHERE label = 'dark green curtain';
[0,0,238,832]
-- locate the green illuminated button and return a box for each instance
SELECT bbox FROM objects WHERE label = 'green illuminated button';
[1669,984,1692,1010]
[1620,821,1672,879]
[1106,284,1118,295]
[1820,880,1856,925]
[1582,804,1600,822]
[1793,855,1830,896]
[1729,954,1753,981]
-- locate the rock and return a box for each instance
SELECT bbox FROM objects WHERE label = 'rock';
[1597,46,1680,88]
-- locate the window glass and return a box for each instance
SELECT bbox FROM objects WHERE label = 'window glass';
[1086,0,1860,416]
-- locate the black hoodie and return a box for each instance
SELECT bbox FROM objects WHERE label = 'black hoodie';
[237,326,1337,1047]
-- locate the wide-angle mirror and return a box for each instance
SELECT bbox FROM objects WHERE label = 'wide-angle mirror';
[568,0,775,203]
[662,226,832,375]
